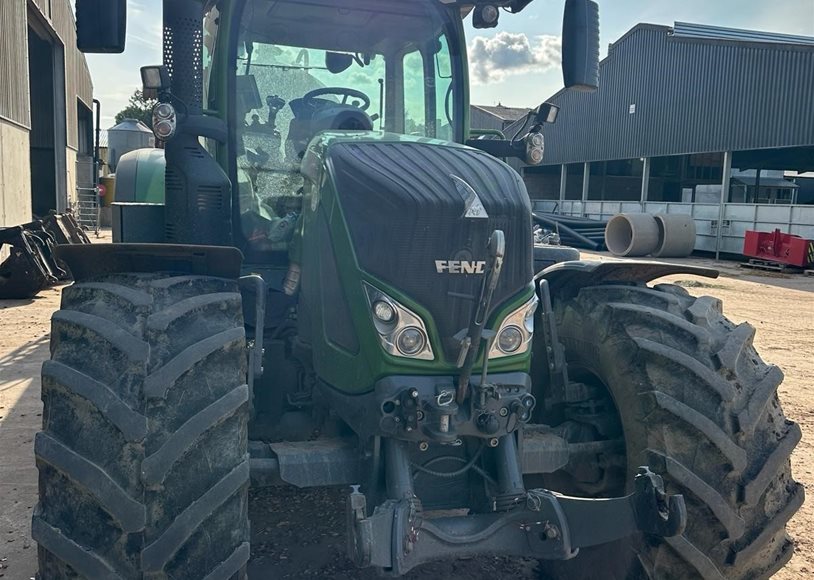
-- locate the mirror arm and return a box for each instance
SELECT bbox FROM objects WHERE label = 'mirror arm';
[465,138,527,159]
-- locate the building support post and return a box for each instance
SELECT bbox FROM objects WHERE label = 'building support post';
[716,151,733,260]
[640,157,651,209]
[559,165,568,213]
[581,162,590,216]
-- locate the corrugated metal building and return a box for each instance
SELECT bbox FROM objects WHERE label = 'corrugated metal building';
[0,0,94,231]
[470,103,530,135]
[517,22,814,255]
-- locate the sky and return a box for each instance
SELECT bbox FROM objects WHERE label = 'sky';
[80,0,814,128]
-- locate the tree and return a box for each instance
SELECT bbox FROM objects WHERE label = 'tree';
[114,90,156,127]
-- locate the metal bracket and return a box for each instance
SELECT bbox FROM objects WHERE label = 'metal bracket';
[536,279,570,405]
[239,274,266,378]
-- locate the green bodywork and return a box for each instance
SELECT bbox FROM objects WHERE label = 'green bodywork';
[297,132,534,393]
[115,148,166,203]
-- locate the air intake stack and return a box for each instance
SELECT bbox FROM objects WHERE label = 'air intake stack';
[162,0,233,246]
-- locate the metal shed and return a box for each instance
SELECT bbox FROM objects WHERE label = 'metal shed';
[518,21,814,256]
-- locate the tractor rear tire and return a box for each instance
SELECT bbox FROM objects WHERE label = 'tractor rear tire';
[546,282,802,579]
[33,273,250,579]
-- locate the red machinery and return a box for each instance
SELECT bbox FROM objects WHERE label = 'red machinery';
[743,229,814,268]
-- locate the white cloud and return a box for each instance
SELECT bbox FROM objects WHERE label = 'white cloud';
[469,32,561,84]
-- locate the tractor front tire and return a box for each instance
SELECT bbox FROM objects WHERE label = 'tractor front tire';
[548,282,802,579]
[33,273,250,579]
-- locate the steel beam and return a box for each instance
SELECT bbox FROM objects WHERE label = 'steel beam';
[716,151,733,260]
[559,164,568,207]
[641,157,651,205]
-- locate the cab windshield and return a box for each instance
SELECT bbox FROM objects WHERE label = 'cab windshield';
[235,0,460,251]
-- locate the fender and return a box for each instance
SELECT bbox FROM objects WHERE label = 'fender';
[531,259,719,406]
[535,259,718,299]
[55,244,243,282]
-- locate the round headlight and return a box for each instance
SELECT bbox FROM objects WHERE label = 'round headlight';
[153,119,176,140]
[498,326,523,354]
[527,147,544,165]
[154,102,175,120]
[372,300,397,324]
[397,327,426,356]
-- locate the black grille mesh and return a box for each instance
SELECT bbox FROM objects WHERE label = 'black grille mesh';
[163,0,204,114]
[327,141,532,361]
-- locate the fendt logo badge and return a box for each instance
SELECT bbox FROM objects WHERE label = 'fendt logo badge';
[435,260,487,274]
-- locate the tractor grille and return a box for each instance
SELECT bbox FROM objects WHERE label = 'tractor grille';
[327,141,532,361]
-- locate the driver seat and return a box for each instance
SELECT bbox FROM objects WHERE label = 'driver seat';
[286,97,373,160]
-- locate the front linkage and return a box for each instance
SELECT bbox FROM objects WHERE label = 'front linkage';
[348,458,685,575]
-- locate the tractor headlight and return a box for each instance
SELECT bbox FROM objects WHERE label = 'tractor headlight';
[152,102,177,141]
[372,300,397,324]
[497,326,523,353]
[489,295,538,359]
[524,131,545,166]
[364,283,434,361]
[397,327,426,356]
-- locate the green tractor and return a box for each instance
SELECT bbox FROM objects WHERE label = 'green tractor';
[35,0,801,578]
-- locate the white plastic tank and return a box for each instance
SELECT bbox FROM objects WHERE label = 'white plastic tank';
[107,119,155,171]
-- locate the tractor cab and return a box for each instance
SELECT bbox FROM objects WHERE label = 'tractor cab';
[221,0,462,254]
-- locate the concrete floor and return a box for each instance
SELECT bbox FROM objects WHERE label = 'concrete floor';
[0,286,62,580]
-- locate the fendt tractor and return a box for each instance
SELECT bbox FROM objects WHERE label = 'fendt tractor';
[34,0,802,578]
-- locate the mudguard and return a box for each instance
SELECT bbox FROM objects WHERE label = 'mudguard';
[535,259,718,298]
[55,243,243,282]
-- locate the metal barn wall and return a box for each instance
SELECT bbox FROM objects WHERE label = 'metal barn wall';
[541,25,814,165]
[29,0,95,151]
[0,0,94,229]
[0,0,30,128]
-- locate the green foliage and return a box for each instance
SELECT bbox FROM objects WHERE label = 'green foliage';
[114,90,156,127]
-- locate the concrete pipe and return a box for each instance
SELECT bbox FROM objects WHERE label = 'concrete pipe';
[652,214,697,258]
[604,213,660,257]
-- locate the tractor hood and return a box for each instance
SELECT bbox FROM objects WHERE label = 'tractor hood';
[315,133,533,360]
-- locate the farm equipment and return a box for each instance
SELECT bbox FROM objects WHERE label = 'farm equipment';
[742,228,814,270]
[33,1,801,578]
[0,213,89,299]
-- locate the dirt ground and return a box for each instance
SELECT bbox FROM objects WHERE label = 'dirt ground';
[0,250,811,579]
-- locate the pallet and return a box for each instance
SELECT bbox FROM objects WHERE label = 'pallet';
[739,259,797,273]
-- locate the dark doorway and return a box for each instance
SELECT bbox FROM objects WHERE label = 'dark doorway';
[27,23,66,217]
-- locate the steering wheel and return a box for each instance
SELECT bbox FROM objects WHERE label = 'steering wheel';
[302,87,371,111]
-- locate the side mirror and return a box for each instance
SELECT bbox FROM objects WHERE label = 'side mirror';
[141,66,172,100]
[562,0,600,92]
[75,0,127,54]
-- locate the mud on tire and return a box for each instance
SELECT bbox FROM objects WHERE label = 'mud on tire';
[33,273,250,579]
[548,282,803,580]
